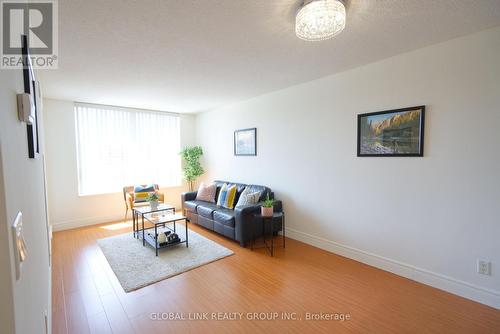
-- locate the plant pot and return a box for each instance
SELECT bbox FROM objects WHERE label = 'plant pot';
[150,201,159,209]
[261,206,273,217]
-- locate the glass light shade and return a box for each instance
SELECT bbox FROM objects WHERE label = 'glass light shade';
[296,0,346,41]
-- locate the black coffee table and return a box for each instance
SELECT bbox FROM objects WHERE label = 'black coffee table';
[132,203,175,238]
[142,213,189,256]
[252,212,285,256]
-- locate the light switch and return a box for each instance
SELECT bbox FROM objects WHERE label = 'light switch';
[11,212,27,280]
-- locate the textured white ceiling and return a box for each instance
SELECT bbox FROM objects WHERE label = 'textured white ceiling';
[40,0,500,113]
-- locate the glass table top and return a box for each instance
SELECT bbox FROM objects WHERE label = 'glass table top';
[132,203,175,214]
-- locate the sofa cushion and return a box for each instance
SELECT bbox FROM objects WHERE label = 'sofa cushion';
[184,200,205,213]
[217,184,238,209]
[213,208,235,227]
[197,203,218,218]
[134,184,158,203]
[246,184,270,201]
[195,182,216,203]
[214,180,246,200]
[216,183,228,206]
[235,187,261,207]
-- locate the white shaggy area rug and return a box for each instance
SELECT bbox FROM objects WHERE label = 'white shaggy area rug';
[97,228,234,292]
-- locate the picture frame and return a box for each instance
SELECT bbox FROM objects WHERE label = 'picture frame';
[357,106,425,157]
[234,128,257,156]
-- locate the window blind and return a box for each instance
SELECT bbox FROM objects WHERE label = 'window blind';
[74,103,181,195]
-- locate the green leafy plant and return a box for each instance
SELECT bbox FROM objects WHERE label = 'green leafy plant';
[262,193,275,208]
[147,192,159,202]
[180,146,205,191]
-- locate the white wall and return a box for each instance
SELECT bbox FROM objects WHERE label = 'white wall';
[43,99,196,231]
[0,71,51,332]
[196,27,500,308]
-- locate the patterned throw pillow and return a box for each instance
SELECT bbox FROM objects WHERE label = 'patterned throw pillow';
[235,187,261,207]
[217,184,238,209]
[195,182,216,202]
[134,184,157,203]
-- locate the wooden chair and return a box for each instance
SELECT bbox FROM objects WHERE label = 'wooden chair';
[122,184,164,222]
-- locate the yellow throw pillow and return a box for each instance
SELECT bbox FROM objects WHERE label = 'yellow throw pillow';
[223,185,237,209]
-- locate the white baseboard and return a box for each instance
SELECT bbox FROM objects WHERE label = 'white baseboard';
[285,227,500,310]
[47,259,52,334]
[51,207,183,232]
[51,214,124,232]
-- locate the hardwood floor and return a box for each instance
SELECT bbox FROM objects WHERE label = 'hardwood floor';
[52,220,500,334]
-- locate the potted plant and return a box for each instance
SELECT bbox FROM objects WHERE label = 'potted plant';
[261,193,275,217]
[180,146,205,192]
[147,192,160,209]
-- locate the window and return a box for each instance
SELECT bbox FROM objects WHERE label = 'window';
[74,103,181,195]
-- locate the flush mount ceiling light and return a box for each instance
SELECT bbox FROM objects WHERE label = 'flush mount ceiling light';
[296,0,346,41]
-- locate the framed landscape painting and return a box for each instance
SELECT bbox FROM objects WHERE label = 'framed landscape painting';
[357,106,425,157]
[234,128,256,156]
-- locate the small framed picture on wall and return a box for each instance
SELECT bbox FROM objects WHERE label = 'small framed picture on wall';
[234,128,256,156]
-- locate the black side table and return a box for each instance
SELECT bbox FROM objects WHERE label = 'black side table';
[252,212,285,256]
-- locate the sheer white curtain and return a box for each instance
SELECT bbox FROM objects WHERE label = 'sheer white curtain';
[74,103,181,195]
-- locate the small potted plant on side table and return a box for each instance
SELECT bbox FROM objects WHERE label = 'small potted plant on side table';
[261,193,275,217]
[148,192,160,210]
